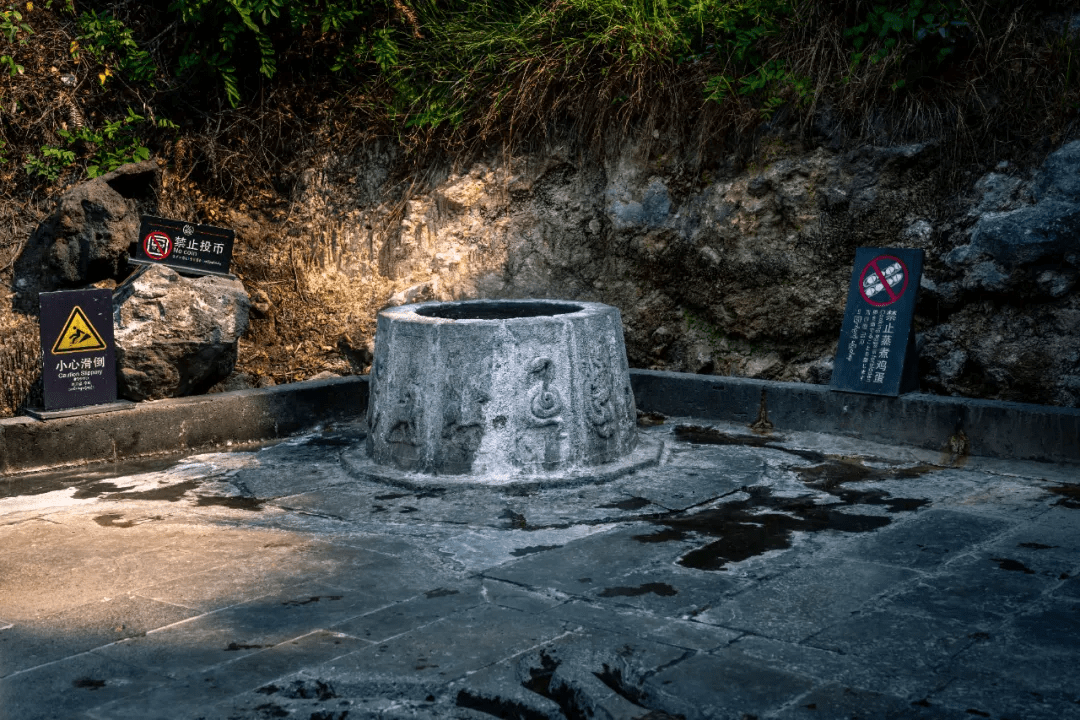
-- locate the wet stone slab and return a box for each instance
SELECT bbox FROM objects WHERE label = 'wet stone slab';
[0,417,1077,719]
[846,509,1014,569]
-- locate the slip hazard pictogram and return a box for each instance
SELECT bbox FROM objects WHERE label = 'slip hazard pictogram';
[859,255,909,307]
[51,306,107,354]
[142,230,172,260]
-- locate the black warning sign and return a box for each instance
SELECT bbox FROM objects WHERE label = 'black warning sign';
[831,247,923,397]
[131,215,234,277]
[39,289,117,411]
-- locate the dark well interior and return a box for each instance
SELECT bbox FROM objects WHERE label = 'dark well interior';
[414,301,583,320]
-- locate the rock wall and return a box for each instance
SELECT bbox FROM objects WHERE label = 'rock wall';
[274,136,1078,407]
[3,136,1077,416]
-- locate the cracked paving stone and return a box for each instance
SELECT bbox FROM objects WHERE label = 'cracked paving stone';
[641,649,816,719]
[695,558,918,642]
[303,604,573,697]
[846,509,1014,570]
[1,421,1077,720]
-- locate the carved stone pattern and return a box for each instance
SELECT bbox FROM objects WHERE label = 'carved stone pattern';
[584,346,615,437]
[385,383,420,447]
[526,356,562,426]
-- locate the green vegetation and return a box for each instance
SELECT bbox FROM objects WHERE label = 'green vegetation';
[25,108,151,180]
[0,1,1075,192]
[0,2,32,76]
[74,9,157,85]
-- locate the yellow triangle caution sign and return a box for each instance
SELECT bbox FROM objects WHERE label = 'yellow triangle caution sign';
[51,306,107,354]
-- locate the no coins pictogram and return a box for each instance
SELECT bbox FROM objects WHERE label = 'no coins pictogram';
[143,230,172,260]
[859,255,908,307]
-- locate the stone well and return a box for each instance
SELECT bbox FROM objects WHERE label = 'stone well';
[341,299,661,488]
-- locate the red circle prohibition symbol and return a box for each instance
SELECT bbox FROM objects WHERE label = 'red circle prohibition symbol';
[143,231,172,260]
[859,255,908,307]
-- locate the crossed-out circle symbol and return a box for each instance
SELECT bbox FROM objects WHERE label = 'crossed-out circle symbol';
[859,255,908,307]
[143,231,172,260]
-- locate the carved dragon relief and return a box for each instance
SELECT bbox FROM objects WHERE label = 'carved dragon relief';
[527,356,563,426]
[515,356,566,470]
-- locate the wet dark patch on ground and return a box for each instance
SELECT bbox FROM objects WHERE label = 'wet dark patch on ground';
[637,411,666,427]
[795,458,938,488]
[795,458,935,512]
[511,544,562,557]
[1047,484,1080,508]
[108,480,202,502]
[93,513,136,528]
[299,434,356,448]
[375,492,411,500]
[226,642,273,651]
[598,582,678,598]
[282,596,342,607]
[73,481,136,499]
[1018,542,1057,550]
[636,485,898,570]
[991,558,1036,574]
[257,679,338,701]
[674,424,828,463]
[599,496,652,511]
[72,677,106,689]
[675,425,773,448]
[0,457,183,499]
[425,587,459,598]
[196,495,265,510]
[501,509,528,529]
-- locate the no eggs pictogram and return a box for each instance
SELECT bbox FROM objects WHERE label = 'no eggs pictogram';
[859,255,909,307]
[143,230,172,260]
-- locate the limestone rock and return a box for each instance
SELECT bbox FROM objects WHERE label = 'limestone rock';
[34,161,159,289]
[113,264,250,401]
[968,201,1080,268]
[953,142,1080,295]
[1033,140,1080,202]
[208,372,275,393]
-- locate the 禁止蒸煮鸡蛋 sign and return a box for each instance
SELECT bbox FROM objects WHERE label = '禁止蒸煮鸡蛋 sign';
[831,247,924,397]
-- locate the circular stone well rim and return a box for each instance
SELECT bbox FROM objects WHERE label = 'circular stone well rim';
[352,297,658,488]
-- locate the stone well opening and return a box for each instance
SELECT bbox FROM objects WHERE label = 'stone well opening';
[413,300,582,320]
[340,299,662,489]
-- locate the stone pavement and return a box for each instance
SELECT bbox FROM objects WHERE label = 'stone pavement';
[0,417,1078,720]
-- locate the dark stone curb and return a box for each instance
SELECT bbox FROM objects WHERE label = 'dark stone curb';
[0,377,368,476]
[630,369,1080,465]
[2,370,1078,477]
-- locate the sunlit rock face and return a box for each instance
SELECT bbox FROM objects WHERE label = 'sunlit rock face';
[356,299,653,486]
[283,137,1080,409]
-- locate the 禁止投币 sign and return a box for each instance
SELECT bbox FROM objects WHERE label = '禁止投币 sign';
[132,215,235,277]
[831,247,924,397]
